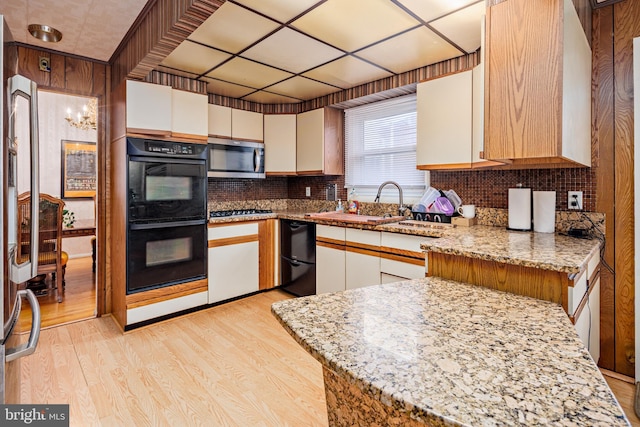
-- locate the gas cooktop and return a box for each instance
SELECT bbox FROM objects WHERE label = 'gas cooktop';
[209,209,273,218]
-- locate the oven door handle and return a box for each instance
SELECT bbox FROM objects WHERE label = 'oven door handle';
[130,219,205,230]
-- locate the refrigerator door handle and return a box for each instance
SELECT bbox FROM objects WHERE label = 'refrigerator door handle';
[6,290,41,362]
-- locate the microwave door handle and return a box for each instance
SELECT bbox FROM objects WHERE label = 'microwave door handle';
[254,148,261,172]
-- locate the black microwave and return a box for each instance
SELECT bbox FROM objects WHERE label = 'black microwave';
[207,138,265,179]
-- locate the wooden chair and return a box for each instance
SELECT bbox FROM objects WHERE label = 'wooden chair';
[17,192,66,302]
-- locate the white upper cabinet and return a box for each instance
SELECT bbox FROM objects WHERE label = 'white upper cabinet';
[416,70,473,169]
[171,89,208,139]
[208,104,232,138]
[264,114,297,175]
[125,80,208,140]
[126,80,172,136]
[232,109,264,141]
[296,107,343,175]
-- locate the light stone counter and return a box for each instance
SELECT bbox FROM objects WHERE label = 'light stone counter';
[419,225,601,274]
[208,213,600,274]
[272,278,629,427]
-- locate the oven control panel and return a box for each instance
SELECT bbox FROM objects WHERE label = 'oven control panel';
[146,141,194,155]
[126,137,207,160]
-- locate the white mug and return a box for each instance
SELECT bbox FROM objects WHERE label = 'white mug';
[457,204,475,219]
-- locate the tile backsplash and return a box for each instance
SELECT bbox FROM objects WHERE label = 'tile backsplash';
[430,168,595,211]
[208,167,596,212]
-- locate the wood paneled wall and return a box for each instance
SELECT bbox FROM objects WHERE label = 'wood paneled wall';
[592,0,638,377]
[110,0,223,86]
[15,45,109,317]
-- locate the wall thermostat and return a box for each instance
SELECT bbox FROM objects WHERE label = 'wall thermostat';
[38,57,50,72]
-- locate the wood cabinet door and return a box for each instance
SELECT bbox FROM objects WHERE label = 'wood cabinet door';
[484,0,563,161]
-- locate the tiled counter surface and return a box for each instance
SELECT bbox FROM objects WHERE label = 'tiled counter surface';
[272,278,629,426]
[419,225,601,274]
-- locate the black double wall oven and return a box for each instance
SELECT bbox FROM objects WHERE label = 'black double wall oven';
[126,137,207,294]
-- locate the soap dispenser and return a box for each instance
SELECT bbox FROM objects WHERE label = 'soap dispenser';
[336,199,343,212]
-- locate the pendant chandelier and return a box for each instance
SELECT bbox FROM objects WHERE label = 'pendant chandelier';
[65,98,97,131]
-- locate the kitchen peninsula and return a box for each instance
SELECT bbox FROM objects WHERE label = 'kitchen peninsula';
[272,278,629,426]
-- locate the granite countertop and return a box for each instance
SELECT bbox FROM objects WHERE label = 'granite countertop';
[272,278,630,426]
[208,213,600,273]
[420,225,601,274]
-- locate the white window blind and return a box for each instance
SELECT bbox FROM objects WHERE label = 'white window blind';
[345,94,425,200]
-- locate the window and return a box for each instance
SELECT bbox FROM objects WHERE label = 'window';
[345,94,425,201]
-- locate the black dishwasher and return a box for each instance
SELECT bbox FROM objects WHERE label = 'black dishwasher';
[280,220,316,296]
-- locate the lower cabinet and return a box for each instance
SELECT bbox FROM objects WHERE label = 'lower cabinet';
[317,244,346,294]
[316,225,427,294]
[574,276,601,363]
[208,222,260,303]
[316,225,346,295]
[345,250,380,290]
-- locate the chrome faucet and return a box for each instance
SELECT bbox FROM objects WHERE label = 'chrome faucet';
[374,181,406,216]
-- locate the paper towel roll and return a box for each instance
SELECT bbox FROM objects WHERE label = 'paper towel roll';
[533,191,556,233]
[508,188,532,230]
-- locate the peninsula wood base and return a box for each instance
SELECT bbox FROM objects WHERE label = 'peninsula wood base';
[322,367,428,427]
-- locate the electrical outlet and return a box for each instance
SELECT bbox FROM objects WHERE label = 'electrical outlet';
[568,191,583,210]
[305,187,311,197]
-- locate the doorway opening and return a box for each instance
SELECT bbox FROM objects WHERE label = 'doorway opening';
[18,90,98,331]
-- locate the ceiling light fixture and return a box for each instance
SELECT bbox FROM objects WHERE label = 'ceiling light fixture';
[65,98,97,131]
[28,24,63,43]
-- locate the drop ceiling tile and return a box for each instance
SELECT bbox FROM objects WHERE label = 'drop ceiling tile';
[267,76,339,100]
[430,2,485,53]
[357,27,463,74]
[396,0,480,23]
[232,0,321,23]
[303,56,393,89]
[201,78,257,98]
[161,42,231,75]
[242,28,344,74]
[188,2,280,53]
[206,57,293,88]
[292,0,419,52]
[242,91,301,104]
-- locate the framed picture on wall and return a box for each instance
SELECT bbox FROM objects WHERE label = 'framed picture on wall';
[61,140,96,199]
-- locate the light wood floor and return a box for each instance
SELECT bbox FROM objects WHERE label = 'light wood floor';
[20,289,328,426]
[18,287,640,426]
[18,256,96,332]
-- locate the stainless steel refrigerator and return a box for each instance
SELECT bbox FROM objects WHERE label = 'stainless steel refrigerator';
[1,14,42,404]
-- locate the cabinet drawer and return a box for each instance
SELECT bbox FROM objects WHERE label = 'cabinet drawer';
[380,258,425,280]
[208,222,259,240]
[381,232,427,254]
[317,225,346,241]
[346,228,380,246]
